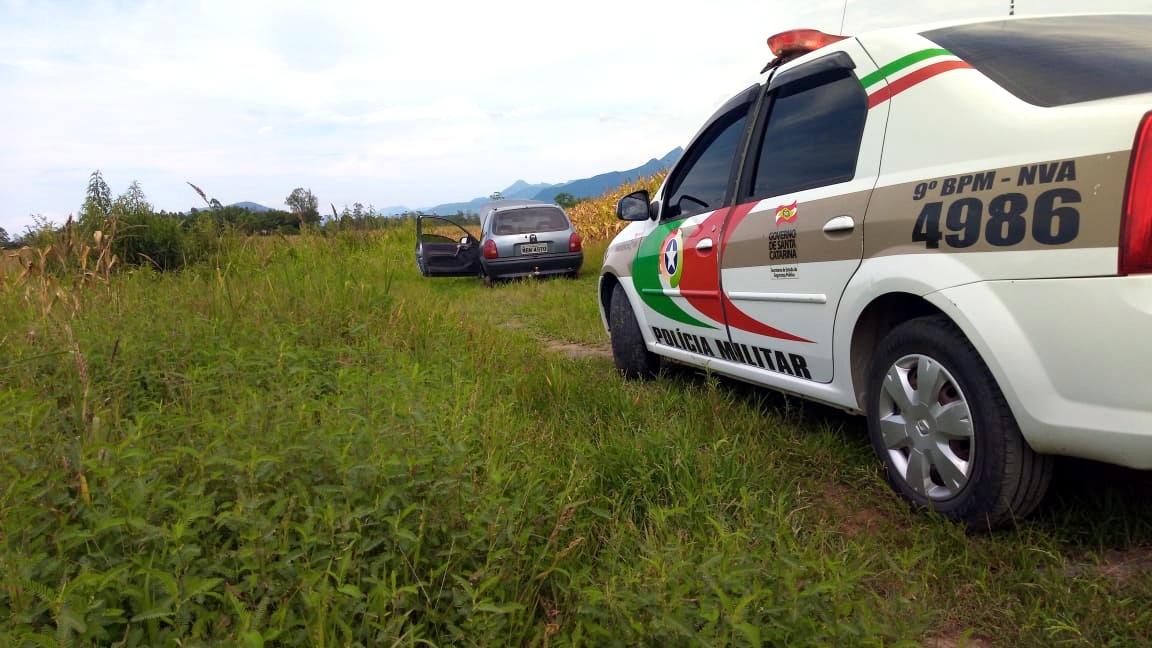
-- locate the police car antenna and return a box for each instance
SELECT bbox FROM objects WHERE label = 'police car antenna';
[1009,1,1015,15]
[839,0,848,33]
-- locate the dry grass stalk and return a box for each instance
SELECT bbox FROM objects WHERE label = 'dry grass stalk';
[7,217,119,327]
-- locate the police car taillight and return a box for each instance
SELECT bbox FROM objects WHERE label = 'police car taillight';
[767,29,847,61]
[569,232,582,253]
[1120,111,1152,275]
[483,239,498,259]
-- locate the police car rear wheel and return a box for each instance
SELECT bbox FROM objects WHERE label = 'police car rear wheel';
[866,315,1053,531]
[609,283,659,379]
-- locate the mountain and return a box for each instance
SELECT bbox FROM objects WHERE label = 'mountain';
[420,197,486,216]
[501,180,559,200]
[229,201,271,212]
[414,180,556,216]
[421,148,682,216]
[530,148,682,203]
[187,201,274,214]
[190,150,682,219]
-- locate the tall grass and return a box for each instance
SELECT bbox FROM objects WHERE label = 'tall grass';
[2,224,1151,646]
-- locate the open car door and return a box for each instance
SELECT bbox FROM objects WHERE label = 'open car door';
[415,215,482,277]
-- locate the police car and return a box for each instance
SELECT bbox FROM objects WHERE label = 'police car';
[598,14,1152,529]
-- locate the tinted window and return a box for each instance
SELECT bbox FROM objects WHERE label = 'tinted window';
[664,105,750,220]
[492,207,569,235]
[924,15,1152,107]
[748,69,866,199]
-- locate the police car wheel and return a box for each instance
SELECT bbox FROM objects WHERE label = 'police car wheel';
[865,314,1053,531]
[609,283,659,379]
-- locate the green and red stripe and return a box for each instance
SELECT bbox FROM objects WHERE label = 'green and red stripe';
[861,48,972,108]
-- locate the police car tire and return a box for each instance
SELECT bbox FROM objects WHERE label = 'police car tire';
[609,283,659,379]
[865,314,1054,531]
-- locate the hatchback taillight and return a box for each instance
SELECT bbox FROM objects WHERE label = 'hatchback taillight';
[569,232,582,253]
[483,239,498,259]
[1121,111,1152,275]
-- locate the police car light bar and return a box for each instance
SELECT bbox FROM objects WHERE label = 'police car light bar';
[765,29,847,68]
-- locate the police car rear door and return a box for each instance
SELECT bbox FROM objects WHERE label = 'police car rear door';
[718,42,888,384]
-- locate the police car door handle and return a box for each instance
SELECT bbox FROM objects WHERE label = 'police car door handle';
[696,238,714,251]
[822,215,855,233]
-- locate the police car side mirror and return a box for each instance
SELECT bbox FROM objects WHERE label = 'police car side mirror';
[617,190,651,221]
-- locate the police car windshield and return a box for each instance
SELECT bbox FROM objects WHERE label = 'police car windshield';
[492,207,569,235]
[923,15,1152,107]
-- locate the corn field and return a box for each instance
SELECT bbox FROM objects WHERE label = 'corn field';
[567,172,667,241]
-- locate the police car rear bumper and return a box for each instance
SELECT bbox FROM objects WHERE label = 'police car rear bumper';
[933,275,1152,469]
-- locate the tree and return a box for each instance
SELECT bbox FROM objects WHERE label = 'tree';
[80,169,112,229]
[0,226,9,248]
[553,192,578,209]
[285,187,320,226]
[113,180,152,218]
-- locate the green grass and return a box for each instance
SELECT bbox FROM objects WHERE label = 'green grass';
[2,229,1151,646]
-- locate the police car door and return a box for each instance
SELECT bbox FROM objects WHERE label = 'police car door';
[629,88,758,365]
[719,46,887,384]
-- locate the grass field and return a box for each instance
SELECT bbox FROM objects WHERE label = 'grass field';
[2,248,26,278]
[2,228,1151,646]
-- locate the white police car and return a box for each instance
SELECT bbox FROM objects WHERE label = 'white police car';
[598,14,1152,529]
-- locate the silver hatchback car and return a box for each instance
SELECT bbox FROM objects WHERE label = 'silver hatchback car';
[416,199,584,283]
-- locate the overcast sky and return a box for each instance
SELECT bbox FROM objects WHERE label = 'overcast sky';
[2,0,1150,236]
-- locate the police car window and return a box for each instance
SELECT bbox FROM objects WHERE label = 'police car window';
[924,15,1152,107]
[664,105,750,220]
[748,69,866,200]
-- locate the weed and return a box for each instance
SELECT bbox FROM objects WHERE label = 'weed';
[1,225,1150,645]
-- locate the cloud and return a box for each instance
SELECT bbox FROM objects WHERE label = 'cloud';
[2,0,1151,235]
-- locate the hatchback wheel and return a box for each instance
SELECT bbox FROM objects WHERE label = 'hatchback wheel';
[866,315,1053,530]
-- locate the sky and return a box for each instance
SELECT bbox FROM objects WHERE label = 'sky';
[2,0,1151,237]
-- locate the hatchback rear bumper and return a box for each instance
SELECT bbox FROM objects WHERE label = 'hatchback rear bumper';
[482,252,584,279]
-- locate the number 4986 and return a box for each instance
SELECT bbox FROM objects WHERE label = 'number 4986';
[911,188,1080,249]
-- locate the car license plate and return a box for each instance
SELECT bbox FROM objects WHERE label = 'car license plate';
[520,243,548,254]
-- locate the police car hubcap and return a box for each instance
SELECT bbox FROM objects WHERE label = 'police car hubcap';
[878,354,974,501]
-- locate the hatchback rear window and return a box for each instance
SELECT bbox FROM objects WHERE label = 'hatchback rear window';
[923,15,1152,107]
[492,207,570,235]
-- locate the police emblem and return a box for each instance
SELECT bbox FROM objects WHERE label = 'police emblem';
[658,229,684,288]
